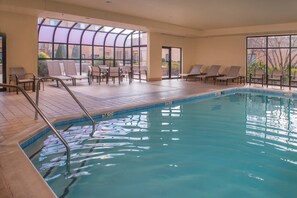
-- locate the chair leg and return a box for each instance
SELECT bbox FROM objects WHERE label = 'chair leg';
[16,82,19,94]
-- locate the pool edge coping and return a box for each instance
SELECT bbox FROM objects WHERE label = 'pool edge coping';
[20,86,297,149]
[4,85,295,198]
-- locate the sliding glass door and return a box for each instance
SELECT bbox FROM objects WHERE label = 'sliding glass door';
[162,47,182,79]
[0,33,6,91]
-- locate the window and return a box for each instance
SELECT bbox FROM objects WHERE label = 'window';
[38,17,147,79]
[247,35,297,87]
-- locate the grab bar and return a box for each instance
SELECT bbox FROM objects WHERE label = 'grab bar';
[34,77,95,135]
[0,83,71,173]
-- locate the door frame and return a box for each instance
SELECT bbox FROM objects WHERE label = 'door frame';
[0,33,6,92]
[162,46,182,79]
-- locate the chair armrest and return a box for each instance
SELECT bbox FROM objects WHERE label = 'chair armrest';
[24,73,36,79]
[9,74,18,81]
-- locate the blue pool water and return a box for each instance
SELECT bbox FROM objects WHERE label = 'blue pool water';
[24,93,297,198]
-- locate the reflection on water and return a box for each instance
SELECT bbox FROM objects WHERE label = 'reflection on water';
[246,94,297,152]
[25,93,297,198]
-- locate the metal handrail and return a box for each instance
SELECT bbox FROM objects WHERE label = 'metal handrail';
[0,83,71,173]
[35,77,95,136]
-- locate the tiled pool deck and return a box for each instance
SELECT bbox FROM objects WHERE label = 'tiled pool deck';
[0,79,292,197]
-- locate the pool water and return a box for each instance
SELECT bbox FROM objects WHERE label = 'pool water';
[24,93,297,198]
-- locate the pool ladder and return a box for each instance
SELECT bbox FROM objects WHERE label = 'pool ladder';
[0,83,71,173]
[1,79,96,173]
[34,77,95,136]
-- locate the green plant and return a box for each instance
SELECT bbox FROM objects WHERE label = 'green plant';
[55,44,66,58]
[38,52,50,77]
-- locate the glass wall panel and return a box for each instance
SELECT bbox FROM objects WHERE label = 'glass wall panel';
[69,44,80,59]
[38,18,147,79]
[133,47,139,65]
[247,37,266,48]
[291,36,297,47]
[140,47,147,66]
[140,32,147,45]
[82,31,95,45]
[68,29,83,44]
[94,46,103,59]
[268,36,290,48]
[94,32,107,45]
[38,43,52,58]
[105,33,117,46]
[94,59,104,66]
[268,49,290,85]
[290,49,297,86]
[54,44,67,59]
[39,26,55,42]
[132,32,140,46]
[105,47,114,59]
[54,27,69,43]
[125,35,132,47]
[246,49,266,82]
[81,45,92,59]
[115,48,123,59]
[116,35,127,47]
[105,60,114,67]
[172,48,181,78]
[125,47,131,65]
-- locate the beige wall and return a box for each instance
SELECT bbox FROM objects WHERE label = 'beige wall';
[194,35,246,75]
[148,32,195,81]
[0,11,38,81]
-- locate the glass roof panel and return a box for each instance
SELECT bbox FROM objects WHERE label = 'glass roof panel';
[68,29,83,44]
[111,28,124,33]
[59,21,76,28]
[88,25,101,31]
[82,31,96,45]
[94,32,107,45]
[74,23,88,29]
[115,35,127,47]
[100,26,113,32]
[140,32,147,45]
[105,34,117,46]
[39,26,55,42]
[38,18,44,24]
[122,29,133,34]
[125,35,132,47]
[43,18,60,26]
[54,27,70,43]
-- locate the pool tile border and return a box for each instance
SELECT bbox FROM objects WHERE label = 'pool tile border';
[20,87,297,149]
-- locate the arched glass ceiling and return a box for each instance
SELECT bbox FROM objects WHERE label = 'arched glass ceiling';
[38,17,147,77]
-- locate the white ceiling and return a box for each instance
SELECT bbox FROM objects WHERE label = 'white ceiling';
[51,0,297,30]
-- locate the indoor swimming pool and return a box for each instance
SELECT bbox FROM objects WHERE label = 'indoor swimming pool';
[22,91,297,198]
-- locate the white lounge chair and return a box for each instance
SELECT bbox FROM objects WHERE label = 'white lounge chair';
[46,60,72,87]
[195,65,221,82]
[63,60,90,85]
[216,66,241,85]
[179,64,203,80]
